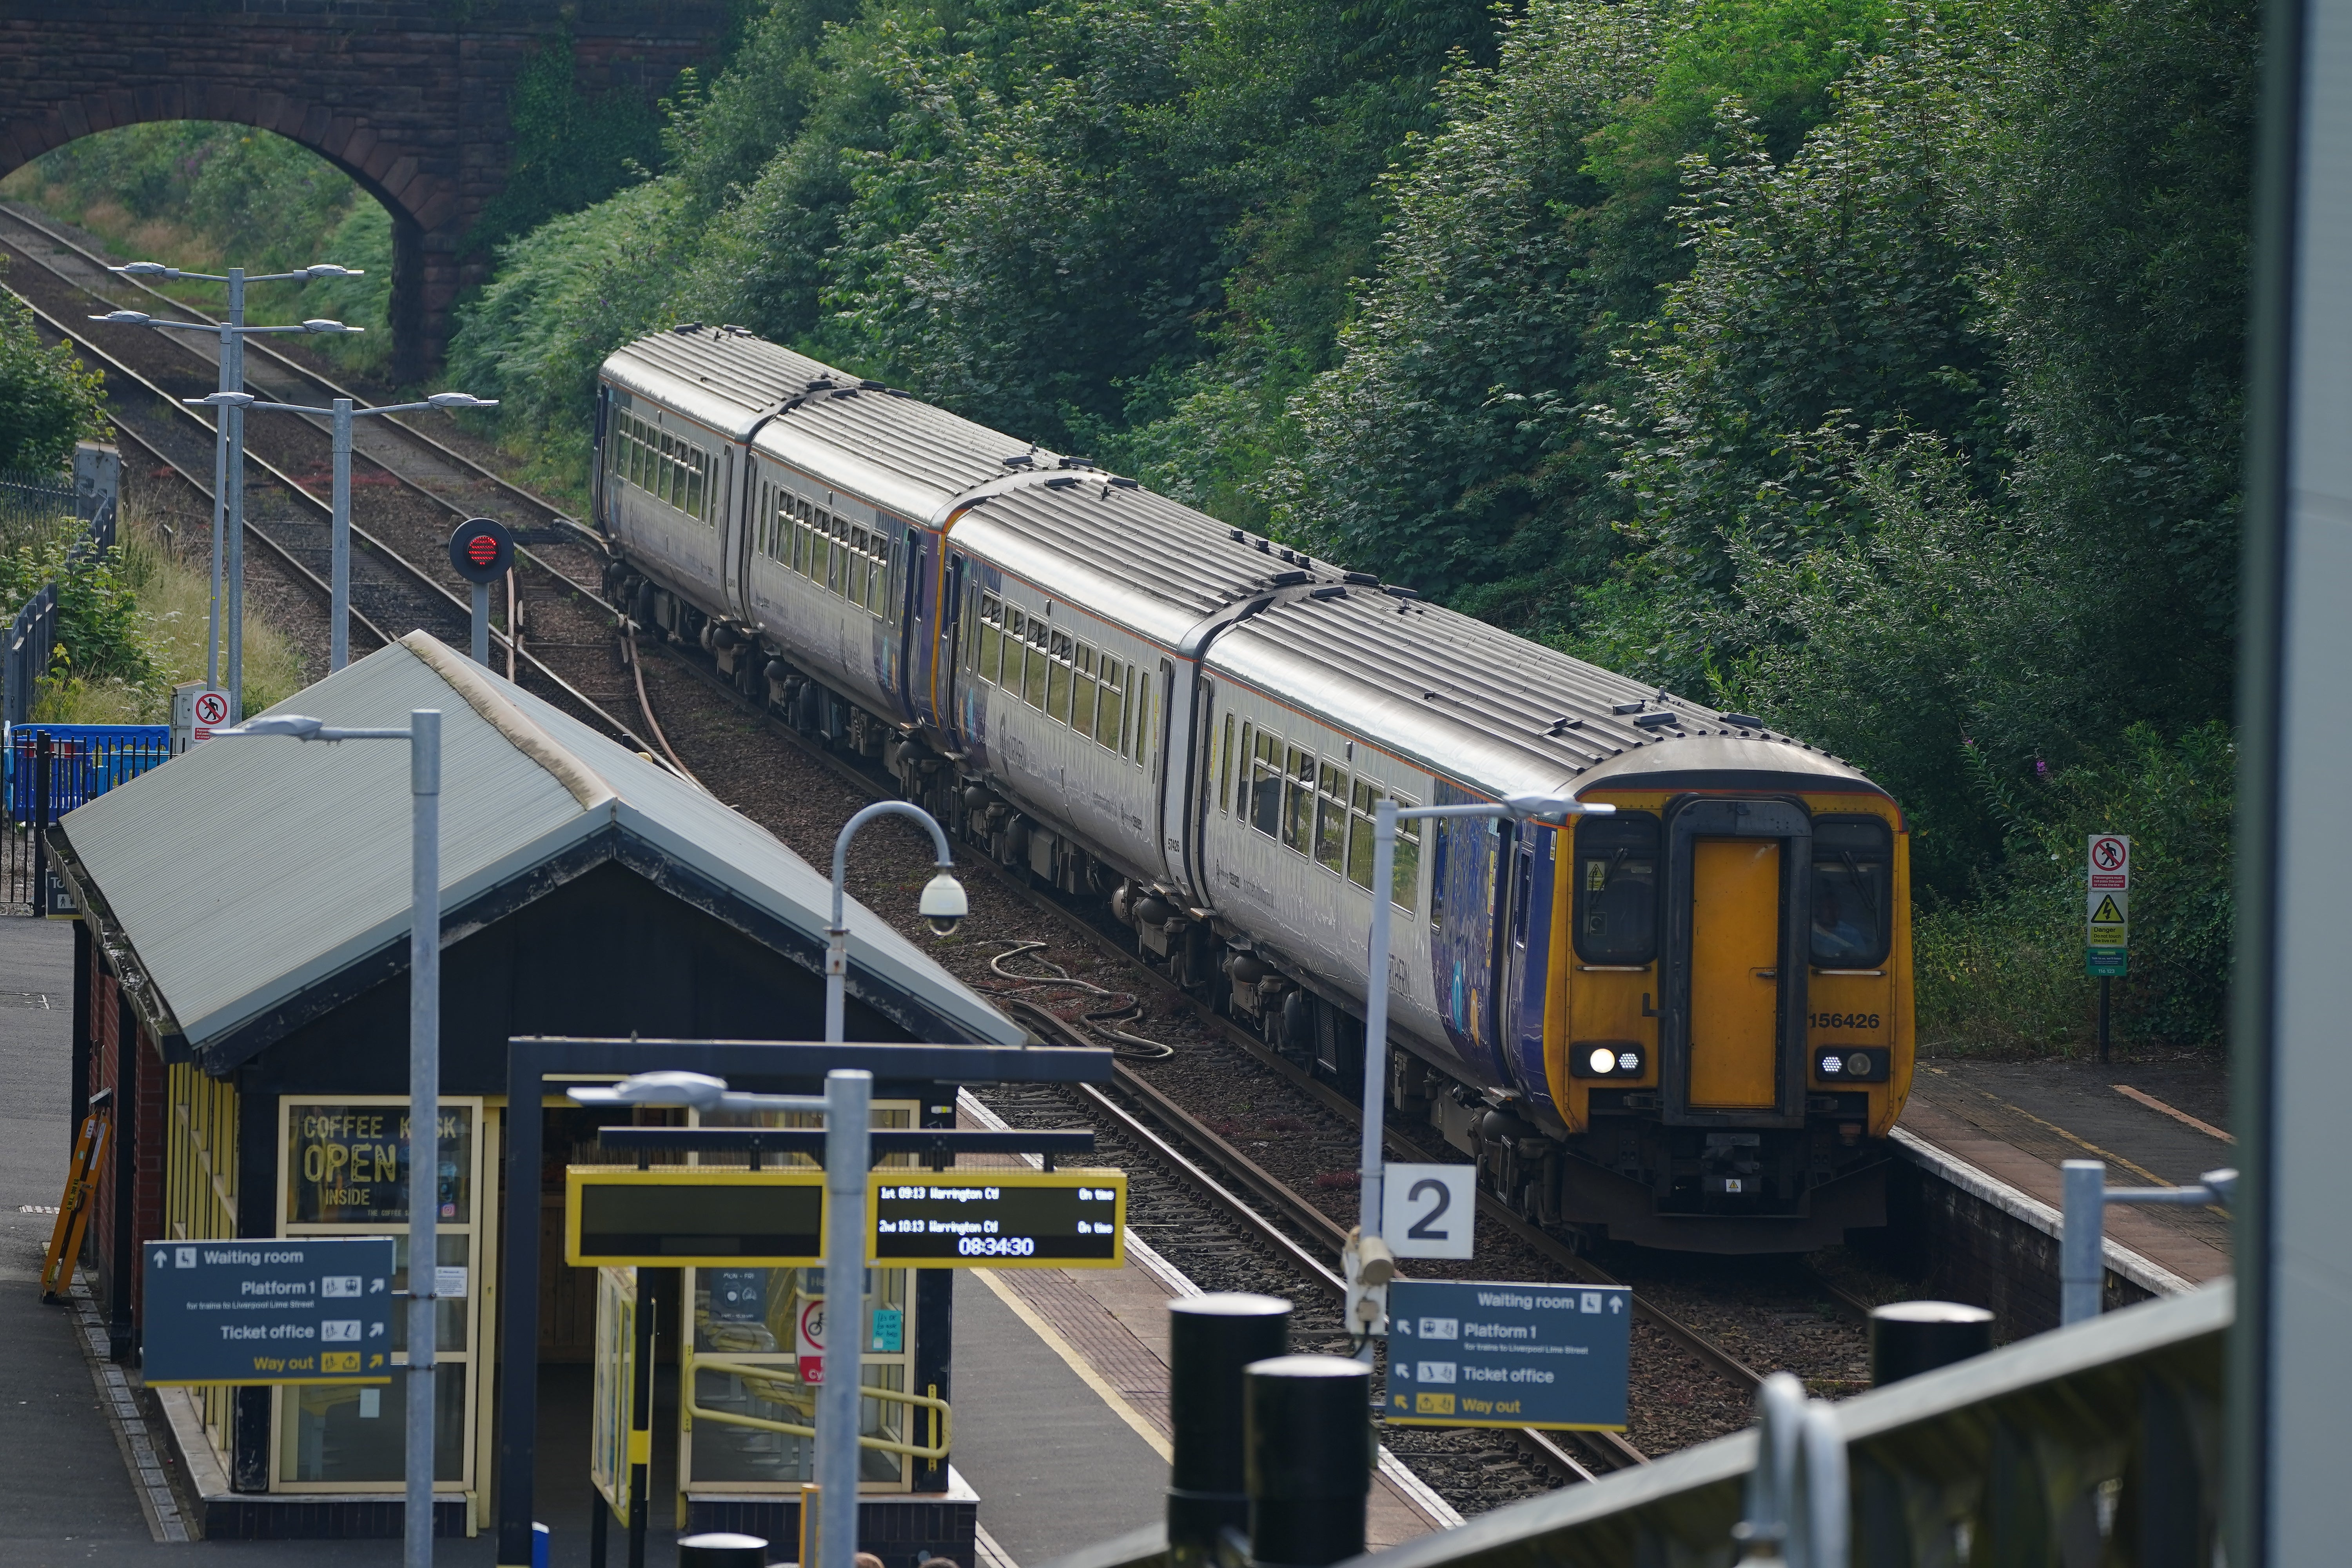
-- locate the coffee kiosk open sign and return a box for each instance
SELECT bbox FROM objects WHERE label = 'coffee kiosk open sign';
[285,1104,472,1225]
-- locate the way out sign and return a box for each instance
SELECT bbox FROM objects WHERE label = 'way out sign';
[142,1236,394,1386]
[2087,834,2131,977]
[1385,1278,1632,1431]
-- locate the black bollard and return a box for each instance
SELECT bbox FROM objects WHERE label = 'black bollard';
[1243,1355,1371,1568]
[1869,1301,1994,1386]
[678,1532,769,1568]
[1168,1293,1292,1566]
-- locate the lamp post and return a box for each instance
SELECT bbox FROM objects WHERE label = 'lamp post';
[566,1067,875,1568]
[1343,792,1615,1348]
[212,708,441,1568]
[91,264,363,717]
[825,801,968,1042]
[186,391,498,671]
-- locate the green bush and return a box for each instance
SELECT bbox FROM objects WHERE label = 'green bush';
[0,283,109,473]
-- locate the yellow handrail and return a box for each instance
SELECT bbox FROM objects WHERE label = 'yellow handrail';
[687,1353,951,1461]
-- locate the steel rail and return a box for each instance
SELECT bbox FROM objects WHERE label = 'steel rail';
[11,281,648,749]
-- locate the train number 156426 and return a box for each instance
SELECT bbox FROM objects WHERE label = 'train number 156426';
[1807,1012,1882,1031]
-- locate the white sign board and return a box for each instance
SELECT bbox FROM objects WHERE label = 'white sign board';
[171,682,231,754]
[2086,834,2130,976]
[1383,1163,1476,1259]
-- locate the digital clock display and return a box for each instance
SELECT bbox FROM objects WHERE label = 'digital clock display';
[867,1171,1128,1269]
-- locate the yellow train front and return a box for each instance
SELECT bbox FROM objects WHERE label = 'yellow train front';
[1531,742,1912,1252]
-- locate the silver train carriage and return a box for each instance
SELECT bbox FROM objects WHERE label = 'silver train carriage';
[594,324,1916,1252]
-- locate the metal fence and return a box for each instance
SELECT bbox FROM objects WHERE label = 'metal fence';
[0,445,122,735]
[0,723,171,912]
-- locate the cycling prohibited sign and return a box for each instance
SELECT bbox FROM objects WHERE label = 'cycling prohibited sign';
[1383,1163,1476,1259]
[2086,834,2130,977]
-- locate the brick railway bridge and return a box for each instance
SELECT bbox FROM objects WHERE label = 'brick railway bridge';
[0,2,736,379]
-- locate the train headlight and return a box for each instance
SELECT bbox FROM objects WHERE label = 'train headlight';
[1816,1049,1887,1082]
[1846,1051,1874,1078]
[1572,1042,1644,1079]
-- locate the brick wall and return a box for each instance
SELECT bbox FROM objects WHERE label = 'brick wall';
[0,2,734,377]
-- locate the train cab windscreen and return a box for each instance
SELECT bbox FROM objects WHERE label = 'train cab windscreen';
[1573,812,1660,964]
[1809,817,1892,966]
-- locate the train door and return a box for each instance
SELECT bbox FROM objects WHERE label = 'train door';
[893,528,931,724]
[1661,799,1811,1125]
[1497,825,1554,1110]
[720,446,749,621]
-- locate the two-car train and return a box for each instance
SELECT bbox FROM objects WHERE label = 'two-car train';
[592,323,1914,1252]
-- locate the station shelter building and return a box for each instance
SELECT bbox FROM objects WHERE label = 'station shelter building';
[47,631,1023,1545]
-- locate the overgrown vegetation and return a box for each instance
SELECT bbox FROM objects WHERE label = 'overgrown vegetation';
[0,275,109,472]
[1,123,396,376]
[4,0,2256,1053]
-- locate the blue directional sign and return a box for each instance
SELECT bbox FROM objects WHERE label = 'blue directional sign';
[142,1237,395,1387]
[1384,1278,1633,1431]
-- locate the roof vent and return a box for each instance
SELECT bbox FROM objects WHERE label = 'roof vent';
[860,379,887,390]
[1003,454,1036,468]
[1060,457,1095,470]
[1230,528,1246,542]
[1722,712,1764,728]
[1343,572,1378,586]
[1256,538,1272,554]
[1109,476,1140,488]
[1633,711,1678,729]
[1383,585,1421,601]
[1309,585,1347,601]
[1044,476,1081,489]
[1547,718,1586,733]
[1611,701,1645,716]
[671,321,704,334]
[1277,548,1297,564]
[1266,569,1309,588]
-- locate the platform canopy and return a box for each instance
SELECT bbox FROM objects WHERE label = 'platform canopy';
[55,631,1020,1060]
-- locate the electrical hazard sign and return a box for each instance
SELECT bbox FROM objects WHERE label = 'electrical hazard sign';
[2086,835,2130,976]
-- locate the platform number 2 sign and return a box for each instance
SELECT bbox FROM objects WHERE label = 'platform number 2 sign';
[1383,1163,1476,1259]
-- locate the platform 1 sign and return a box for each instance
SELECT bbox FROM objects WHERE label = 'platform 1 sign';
[2086,833,2131,977]
[142,1236,394,1386]
[566,1168,825,1267]
[1384,1278,1632,1431]
[867,1169,1127,1267]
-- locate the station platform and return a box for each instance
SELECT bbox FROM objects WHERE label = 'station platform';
[1896,1055,2234,1290]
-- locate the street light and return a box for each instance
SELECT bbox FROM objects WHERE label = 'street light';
[566,1067,873,1568]
[212,708,441,1568]
[186,390,498,671]
[90,260,363,718]
[1343,791,1615,1348]
[826,802,966,1042]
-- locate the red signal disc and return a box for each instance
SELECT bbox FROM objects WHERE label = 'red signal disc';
[468,535,500,567]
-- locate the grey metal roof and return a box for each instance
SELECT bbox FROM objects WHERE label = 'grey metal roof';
[1206,587,1878,801]
[58,632,1021,1053]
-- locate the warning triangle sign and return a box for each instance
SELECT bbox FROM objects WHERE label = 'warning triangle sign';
[2090,894,2125,924]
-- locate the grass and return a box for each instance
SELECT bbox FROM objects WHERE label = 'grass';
[28,494,307,723]
[1912,895,2098,1059]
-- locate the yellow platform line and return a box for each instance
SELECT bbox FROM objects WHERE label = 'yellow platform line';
[971,1268,1173,1463]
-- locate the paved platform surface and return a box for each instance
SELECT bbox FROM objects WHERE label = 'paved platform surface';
[1904,1055,2234,1286]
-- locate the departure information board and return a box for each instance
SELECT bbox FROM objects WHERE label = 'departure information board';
[566,1168,825,1267]
[867,1170,1127,1268]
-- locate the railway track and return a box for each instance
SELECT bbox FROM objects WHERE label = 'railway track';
[3,199,1879,1490]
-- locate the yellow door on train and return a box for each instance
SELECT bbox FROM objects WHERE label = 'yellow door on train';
[1689,840,1781,1109]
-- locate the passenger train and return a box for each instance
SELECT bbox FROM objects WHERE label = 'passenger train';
[593,323,1914,1252]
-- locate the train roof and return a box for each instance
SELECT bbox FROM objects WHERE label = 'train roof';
[1205,588,1886,805]
[603,324,840,442]
[948,479,1345,649]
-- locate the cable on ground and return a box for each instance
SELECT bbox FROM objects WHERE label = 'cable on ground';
[982,939,1174,1059]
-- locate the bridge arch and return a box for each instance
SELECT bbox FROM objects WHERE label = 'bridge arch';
[0,0,735,379]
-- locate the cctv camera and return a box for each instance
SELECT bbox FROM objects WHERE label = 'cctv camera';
[919,873,968,938]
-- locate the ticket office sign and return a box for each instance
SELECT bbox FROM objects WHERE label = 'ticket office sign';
[1383,1278,1633,1431]
[142,1236,395,1386]
[566,1169,825,1267]
[867,1170,1127,1267]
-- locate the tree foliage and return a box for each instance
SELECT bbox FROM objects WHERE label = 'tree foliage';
[0,281,109,474]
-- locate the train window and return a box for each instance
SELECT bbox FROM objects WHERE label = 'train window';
[1392,802,1420,910]
[685,450,704,520]
[1220,714,1236,815]
[1247,731,1281,837]
[1096,661,1125,752]
[1572,812,1659,965]
[1048,633,1073,719]
[1073,644,1098,733]
[1235,722,1254,817]
[1281,747,1314,854]
[1315,763,1348,872]
[1024,623,1050,709]
[1002,606,1025,690]
[1811,817,1892,967]
[848,528,869,606]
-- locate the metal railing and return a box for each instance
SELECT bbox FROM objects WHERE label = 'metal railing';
[0,723,171,913]
[0,445,122,732]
